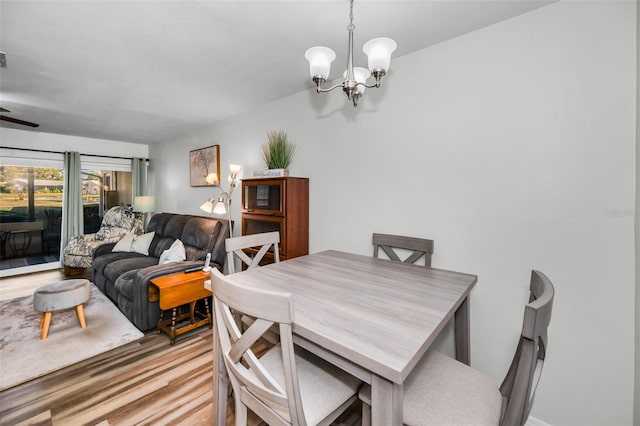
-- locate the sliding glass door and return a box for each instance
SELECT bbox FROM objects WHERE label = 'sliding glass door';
[0,165,64,270]
[0,163,133,276]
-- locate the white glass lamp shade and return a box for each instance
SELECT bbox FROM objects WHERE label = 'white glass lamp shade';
[205,173,219,185]
[213,201,227,215]
[304,46,336,79]
[229,164,241,176]
[133,196,156,213]
[200,199,214,214]
[343,67,371,95]
[362,38,397,72]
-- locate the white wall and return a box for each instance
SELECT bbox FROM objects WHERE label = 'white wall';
[150,2,636,424]
[0,128,148,160]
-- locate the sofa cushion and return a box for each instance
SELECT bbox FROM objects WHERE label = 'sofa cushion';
[104,256,159,283]
[164,215,192,240]
[182,218,222,260]
[150,237,176,258]
[93,251,145,276]
[103,256,159,301]
[146,213,174,236]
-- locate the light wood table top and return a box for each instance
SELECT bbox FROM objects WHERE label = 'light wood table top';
[210,250,477,426]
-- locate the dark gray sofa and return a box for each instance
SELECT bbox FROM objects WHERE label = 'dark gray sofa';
[92,212,230,331]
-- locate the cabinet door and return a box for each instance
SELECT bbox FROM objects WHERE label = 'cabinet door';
[242,179,284,216]
[241,214,287,256]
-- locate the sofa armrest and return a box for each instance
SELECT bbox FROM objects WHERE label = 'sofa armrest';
[93,242,117,259]
[133,260,206,285]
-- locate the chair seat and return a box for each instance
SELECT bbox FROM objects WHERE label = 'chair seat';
[360,350,502,426]
[259,344,361,425]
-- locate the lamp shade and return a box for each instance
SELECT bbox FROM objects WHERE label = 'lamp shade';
[206,173,219,185]
[133,196,156,213]
[212,201,227,215]
[305,46,336,79]
[229,164,241,176]
[362,37,397,72]
[343,67,371,95]
[200,199,214,214]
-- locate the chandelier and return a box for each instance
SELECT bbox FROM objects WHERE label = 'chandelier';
[304,0,397,107]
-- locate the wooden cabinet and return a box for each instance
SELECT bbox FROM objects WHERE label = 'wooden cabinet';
[241,177,309,261]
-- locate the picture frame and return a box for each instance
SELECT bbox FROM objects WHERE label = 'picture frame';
[189,145,220,187]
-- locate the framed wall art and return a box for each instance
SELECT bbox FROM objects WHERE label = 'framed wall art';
[189,145,220,187]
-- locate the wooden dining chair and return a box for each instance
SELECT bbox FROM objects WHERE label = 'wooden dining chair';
[226,231,281,344]
[372,233,434,267]
[226,231,280,274]
[210,269,362,426]
[359,270,555,426]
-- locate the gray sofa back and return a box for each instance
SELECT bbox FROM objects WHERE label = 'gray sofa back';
[146,213,228,267]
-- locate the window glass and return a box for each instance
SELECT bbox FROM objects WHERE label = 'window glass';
[0,162,132,275]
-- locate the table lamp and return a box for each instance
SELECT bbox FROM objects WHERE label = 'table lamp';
[133,196,156,230]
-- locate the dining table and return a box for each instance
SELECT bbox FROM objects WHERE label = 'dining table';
[206,249,477,426]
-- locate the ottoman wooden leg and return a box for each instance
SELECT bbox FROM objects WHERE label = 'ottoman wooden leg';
[76,304,87,329]
[41,312,52,340]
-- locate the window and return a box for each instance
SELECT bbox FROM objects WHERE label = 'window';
[0,152,134,277]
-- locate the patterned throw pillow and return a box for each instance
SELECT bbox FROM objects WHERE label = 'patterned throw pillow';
[95,226,130,241]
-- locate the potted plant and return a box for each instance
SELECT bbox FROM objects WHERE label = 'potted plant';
[256,130,296,177]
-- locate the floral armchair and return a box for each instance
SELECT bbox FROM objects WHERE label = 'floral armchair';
[63,205,143,275]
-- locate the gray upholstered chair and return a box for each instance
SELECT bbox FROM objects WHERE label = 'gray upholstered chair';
[372,233,434,267]
[225,231,280,274]
[210,269,361,426]
[360,270,555,426]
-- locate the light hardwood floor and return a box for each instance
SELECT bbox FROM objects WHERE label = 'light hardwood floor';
[0,269,361,425]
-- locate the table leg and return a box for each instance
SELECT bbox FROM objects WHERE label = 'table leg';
[203,297,212,329]
[454,295,470,365]
[189,301,196,324]
[371,375,402,426]
[170,307,177,345]
[157,310,164,335]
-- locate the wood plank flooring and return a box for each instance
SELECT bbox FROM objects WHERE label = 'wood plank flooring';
[0,270,361,426]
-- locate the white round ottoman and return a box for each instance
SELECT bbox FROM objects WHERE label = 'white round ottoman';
[33,279,91,340]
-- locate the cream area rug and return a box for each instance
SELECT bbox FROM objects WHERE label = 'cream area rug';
[0,284,144,390]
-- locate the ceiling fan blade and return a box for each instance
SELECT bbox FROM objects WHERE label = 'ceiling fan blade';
[0,115,39,127]
[0,107,10,112]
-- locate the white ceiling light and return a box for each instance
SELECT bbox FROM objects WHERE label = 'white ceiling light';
[305,0,397,107]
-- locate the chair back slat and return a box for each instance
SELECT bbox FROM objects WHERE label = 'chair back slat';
[499,270,555,426]
[226,231,280,274]
[372,233,434,267]
[229,318,275,363]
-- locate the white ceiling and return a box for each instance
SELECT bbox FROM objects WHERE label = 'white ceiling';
[0,0,552,145]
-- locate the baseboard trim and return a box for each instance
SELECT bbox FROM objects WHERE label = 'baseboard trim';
[527,416,552,426]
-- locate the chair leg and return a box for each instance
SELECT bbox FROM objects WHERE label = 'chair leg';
[40,312,52,340]
[234,392,247,426]
[76,304,87,329]
[362,401,371,426]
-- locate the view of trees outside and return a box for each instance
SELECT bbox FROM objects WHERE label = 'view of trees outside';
[0,166,102,223]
